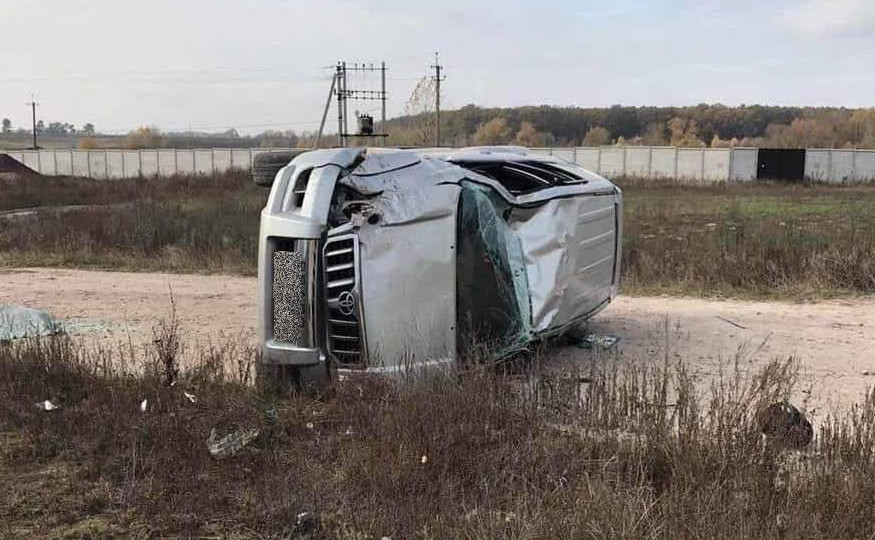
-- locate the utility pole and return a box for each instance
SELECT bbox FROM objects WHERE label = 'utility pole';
[26,95,39,149]
[315,72,337,149]
[431,52,445,147]
[336,63,345,147]
[342,61,349,141]
[380,61,387,146]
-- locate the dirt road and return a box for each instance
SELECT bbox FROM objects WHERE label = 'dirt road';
[2,268,873,407]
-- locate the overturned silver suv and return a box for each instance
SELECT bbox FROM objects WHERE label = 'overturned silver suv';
[257,146,622,381]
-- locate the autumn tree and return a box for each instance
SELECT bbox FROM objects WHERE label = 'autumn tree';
[78,137,100,150]
[582,126,611,146]
[515,121,551,147]
[851,108,875,148]
[124,126,167,149]
[472,117,512,145]
[387,76,438,147]
[667,117,705,147]
[640,122,667,145]
[710,135,739,148]
[764,118,838,148]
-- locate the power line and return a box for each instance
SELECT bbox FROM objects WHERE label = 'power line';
[98,119,325,136]
[333,61,389,146]
[2,65,334,82]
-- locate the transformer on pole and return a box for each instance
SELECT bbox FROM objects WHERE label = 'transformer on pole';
[329,61,389,147]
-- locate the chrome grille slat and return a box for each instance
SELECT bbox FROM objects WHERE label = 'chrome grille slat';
[326,262,354,272]
[326,278,355,289]
[325,247,353,258]
[323,235,366,368]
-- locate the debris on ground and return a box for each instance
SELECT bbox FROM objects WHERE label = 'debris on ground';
[140,399,148,413]
[0,305,60,341]
[575,333,620,349]
[757,401,813,450]
[35,400,60,411]
[293,511,320,537]
[56,318,116,335]
[207,427,260,458]
[716,315,748,330]
[0,306,114,342]
[183,391,197,404]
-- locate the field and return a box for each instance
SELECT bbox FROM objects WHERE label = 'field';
[3,173,875,299]
[3,172,875,538]
[0,134,275,151]
[621,180,875,298]
[0,135,123,151]
[0,171,263,274]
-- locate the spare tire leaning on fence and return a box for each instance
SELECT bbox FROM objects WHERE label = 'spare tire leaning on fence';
[252,150,307,187]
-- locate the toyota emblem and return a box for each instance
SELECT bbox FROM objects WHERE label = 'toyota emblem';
[337,291,356,316]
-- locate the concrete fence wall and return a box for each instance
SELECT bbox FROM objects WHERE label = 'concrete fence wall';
[530,147,873,183]
[4,148,292,180]
[6,146,875,183]
[803,149,875,183]
[531,147,757,182]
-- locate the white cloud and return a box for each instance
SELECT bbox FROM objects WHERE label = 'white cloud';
[781,0,875,37]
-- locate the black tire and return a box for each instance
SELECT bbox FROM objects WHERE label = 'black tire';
[252,150,307,187]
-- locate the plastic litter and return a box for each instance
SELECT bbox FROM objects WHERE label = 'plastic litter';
[183,391,197,404]
[140,398,148,413]
[207,427,260,458]
[35,400,60,411]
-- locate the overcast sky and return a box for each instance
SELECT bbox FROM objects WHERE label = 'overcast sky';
[2,0,874,134]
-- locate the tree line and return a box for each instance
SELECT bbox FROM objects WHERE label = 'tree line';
[7,103,875,150]
[386,104,875,149]
[1,117,95,137]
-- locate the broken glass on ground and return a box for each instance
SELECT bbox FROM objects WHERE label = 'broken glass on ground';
[575,333,620,350]
[207,427,260,458]
[0,305,60,341]
[0,305,116,342]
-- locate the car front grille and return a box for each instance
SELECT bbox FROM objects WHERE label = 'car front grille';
[272,243,306,346]
[323,235,366,367]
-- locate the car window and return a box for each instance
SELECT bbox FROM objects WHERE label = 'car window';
[458,160,586,194]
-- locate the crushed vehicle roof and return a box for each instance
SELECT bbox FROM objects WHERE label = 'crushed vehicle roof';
[339,146,618,203]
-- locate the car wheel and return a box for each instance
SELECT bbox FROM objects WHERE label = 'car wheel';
[252,150,306,187]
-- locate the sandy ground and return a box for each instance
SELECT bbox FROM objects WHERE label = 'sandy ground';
[2,267,874,408]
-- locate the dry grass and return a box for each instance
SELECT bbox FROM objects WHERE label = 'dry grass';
[0,171,264,274]
[620,179,875,299]
[3,324,875,539]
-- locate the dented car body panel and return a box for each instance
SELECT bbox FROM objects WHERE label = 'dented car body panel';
[257,146,622,374]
